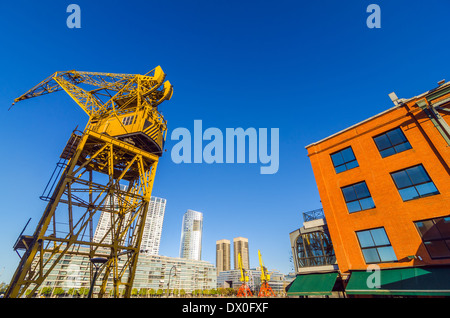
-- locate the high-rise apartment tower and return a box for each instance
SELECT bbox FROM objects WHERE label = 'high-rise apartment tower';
[140,197,167,255]
[179,210,203,260]
[233,237,249,270]
[94,193,166,255]
[216,239,231,274]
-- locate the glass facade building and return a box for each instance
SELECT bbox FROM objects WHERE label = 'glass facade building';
[179,210,203,260]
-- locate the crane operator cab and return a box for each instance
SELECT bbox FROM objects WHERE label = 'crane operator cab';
[12,65,173,157]
[88,67,173,156]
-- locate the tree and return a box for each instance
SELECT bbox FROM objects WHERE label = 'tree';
[180,289,186,297]
[139,288,147,298]
[156,289,163,297]
[148,288,155,298]
[79,287,89,298]
[40,287,52,297]
[226,288,235,296]
[217,287,226,297]
[68,288,79,298]
[53,287,65,297]
[131,288,138,297]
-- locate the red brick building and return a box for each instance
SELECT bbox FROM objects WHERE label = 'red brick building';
[305,80,450,296]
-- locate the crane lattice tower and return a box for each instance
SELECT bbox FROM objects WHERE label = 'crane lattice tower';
[5,66,173,298]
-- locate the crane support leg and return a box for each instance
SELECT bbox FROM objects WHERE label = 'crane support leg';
[258,282,275,297]
[6,129,159,298]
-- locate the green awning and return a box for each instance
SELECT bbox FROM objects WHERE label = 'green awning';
[287,272,338,296]
[346,266,450,296]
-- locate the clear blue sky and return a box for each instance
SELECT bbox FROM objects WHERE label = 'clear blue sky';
[1,0,450,282]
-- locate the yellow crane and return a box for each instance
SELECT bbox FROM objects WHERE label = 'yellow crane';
[258,250,275,297]
[5,66,173,298]
[237,252,253,297]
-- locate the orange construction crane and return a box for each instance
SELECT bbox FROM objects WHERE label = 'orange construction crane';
[237,252,253,297]
[258,250,275,297]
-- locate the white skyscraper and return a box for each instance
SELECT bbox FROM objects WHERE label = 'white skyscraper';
[93,194,166,255]
[93,187,128,247]
[179,210,203,260]
[140,197,166,255]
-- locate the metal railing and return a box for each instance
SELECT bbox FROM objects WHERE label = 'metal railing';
[302,208,324,222]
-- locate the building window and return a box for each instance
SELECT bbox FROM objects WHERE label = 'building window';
[390,165,439,201]
[122,115,134,125]
[330,146,359,173]
[295,230,335,268]
[414,216,450,259]
[373,127,412,158]
[356,228,397,264]
[341,181,375,213]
